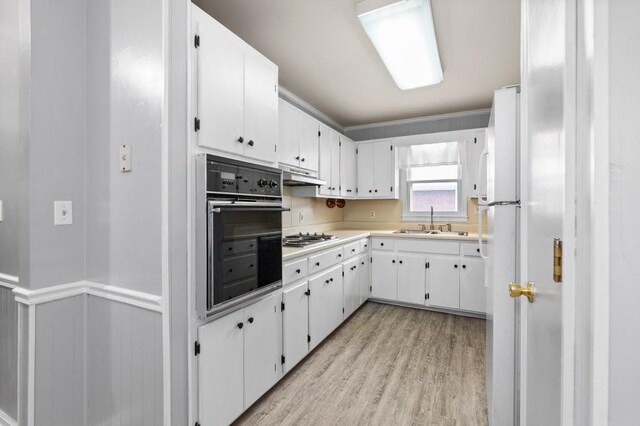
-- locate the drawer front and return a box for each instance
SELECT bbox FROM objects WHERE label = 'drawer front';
[308,247,344,274]
[343,241,361,259]
[359,239,370,252]
[371,237,394,251]
[221,238,257,257]
[222,253,258,282]
[461,242,487,257]
[283,257,308,285]
[396,239,459,255]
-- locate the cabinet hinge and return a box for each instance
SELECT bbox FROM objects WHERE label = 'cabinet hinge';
[427,293,430,300]
[425,294,428,300]
[390,186,393,192]
[356,148,359,154]
[275,84,277,93]
[305,289,311,296]
[281,354,285,365]
[194,34,200,48]
[474,137,477,144]
[356,188,358,193]
[339,141,342,147]
[339,186,342,191]
[307,335,311,343]
[370,257,372,263]
[342,271,344,277]
[318,130,321,137]
[281,301,285,311]
[370,285,372,292]
[343,307,345,313]
[274,144,277,152]
[195,422,201,426]
[426,262,430,269]
[474,184,477,190]
[194,117,200,132]
[390,145,393,151]
[194,341,200,356]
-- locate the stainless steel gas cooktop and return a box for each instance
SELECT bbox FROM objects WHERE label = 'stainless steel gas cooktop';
[282,232,338,247]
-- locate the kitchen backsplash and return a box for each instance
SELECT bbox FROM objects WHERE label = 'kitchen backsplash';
[282,187,344,234]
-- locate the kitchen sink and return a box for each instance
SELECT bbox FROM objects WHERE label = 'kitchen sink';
[393,229,469,236]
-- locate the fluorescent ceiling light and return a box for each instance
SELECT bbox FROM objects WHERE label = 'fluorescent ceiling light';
[357,0,443,90]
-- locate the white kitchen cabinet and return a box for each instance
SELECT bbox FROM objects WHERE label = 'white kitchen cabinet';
[308,265,343,349]
[340,136,357,197]
[197,292,280,426]
[397,254,427,305]
[317,124,341,196]
[282,281,309,372]
[371,252,398,300]
[358,254,370,305]
[428,255,460,310]
[343,258,360,318]
[356,140,398,199]
[299,112,320,171]
[192,6,278,162]
[278,99,319,172]
[459,257,486,313]
[198,309,245,426]
[466,129,487,197]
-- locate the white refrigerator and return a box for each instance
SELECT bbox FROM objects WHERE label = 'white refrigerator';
[479,86,520,426]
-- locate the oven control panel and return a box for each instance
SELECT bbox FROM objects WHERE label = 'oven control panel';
[206,155,282,197]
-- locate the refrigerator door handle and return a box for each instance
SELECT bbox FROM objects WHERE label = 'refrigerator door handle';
[487,200,521,207]
[477,148,489,206]
[478,204,489,262]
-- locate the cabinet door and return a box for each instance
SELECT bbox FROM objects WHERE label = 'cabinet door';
[195,14,244,155]
[358,254,371,305]
[308,265,342,349]
[397,254,427,305]
[318,124,333,196]
[371,252,398,300]
[243,293,279,408]
[299,113,319,172]
[460,257,486,313]
[343,259,359,318]
[278,99,301,167]
[244,55,278,163]
[330,132,341,196]
[340,137,357,197]
[428,255,460,310]
[357,143,374,197]
[198,309,244,426]
[373,140,394,197]
[282,281,309,372]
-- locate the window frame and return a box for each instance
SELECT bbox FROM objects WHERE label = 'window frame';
[401,167,468,222]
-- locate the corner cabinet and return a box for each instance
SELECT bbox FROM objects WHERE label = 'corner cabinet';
[192,5,278,163]
[356,140,398,199]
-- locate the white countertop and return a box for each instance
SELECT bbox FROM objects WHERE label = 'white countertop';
[282,229,486,261]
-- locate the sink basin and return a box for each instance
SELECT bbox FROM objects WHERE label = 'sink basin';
[393,230,469,236]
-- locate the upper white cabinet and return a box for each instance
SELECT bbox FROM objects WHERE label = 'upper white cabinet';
[466,129,487,198]
[356,140,398,199]
[340,136,357,197]
[317,124,341,197]
[277,99,319,172]
[192,5,278,163]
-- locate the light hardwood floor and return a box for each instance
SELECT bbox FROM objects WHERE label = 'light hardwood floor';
[235,302,488,426]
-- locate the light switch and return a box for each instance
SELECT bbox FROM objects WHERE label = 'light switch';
[54,201,73,225]
[120,144,132,172]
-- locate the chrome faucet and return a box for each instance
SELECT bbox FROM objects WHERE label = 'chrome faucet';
[418,223,427,232]
[430,206,435,230]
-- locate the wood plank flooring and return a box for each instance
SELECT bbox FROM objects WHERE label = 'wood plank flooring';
[234,302,488,426]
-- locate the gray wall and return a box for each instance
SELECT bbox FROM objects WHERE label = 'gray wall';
[0,0,21,279]
[344,110,491,141]
[85,0,164,295]
[0,287,18,421]
[87,297,163,425]
[608,1,640,424]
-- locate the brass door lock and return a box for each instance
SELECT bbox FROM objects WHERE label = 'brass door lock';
[509,282,535,303]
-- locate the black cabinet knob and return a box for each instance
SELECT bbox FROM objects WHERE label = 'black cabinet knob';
[237,136,244,143]
[338,254,342,258]
[237,322,244,329]
[296,269,301,273]
[316,262,320,266]
[392,260,396,263]
[454,264,458,269]
[369,190,372,193]
[248,140,254,146]
[352,249,356,252]
[325,279,330,284]
[295,156,300,160]
[375,189,378,193]
[462,265,467,269]
[248,317,254,324]
[305,289,310,296]
[380,243,384,246]
[301,158,305,162]
[477,248,480,253]
[399,260,403,264]
[330,278,334,282]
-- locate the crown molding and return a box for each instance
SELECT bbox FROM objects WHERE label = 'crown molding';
[278,86,344,133]
[0,272,19,290]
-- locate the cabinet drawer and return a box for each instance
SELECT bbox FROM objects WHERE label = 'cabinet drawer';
[371,237,394,251]
[461,242,487,257]
[308,247,344,274]
[360,239,370,252]
[283,257,308,285]
[343,241,361,259]
[396,239,459,255]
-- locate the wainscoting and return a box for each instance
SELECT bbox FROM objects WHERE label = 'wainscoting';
[0,285,18,425]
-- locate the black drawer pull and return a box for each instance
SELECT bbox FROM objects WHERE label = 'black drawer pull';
[462,265,467,269]
[399,260,403,264]
[237,322,244,329]
[392,260,395,263]
[380,243,384,246]
[248,317,254,324]
[330,278,334,282]
[248,140,254,146]
[454,264,458,269]
[315,262,320,266]
[237,136,244,143]
[296,269,301,274]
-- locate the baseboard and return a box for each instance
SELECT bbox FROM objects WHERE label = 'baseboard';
[369,298,486,319]
[0,409,17,426]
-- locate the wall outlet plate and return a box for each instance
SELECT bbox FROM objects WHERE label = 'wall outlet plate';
[120,144,132,172]
[54,201,73,225]
[298,211,304,223]
[369,210,376,219]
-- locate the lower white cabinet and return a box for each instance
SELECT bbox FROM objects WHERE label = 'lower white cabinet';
[371,252,398,300]
[397,254,427,305]
[309,265,343,349]
[358,254,370,305]
[343,257,360,318]
[428,255,460,310]
[198,292,280,426]
[282,280,310,372]
[459,257,486,313]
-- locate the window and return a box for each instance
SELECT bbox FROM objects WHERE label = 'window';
[400,142,467,221]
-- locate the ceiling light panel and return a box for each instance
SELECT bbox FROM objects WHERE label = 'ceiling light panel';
[357,0,443,90]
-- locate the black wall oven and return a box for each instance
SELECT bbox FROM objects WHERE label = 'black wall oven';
[196,154,286,319]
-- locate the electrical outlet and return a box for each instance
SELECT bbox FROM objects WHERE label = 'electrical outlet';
[54,201,73,225]
[298,211,304,223]
[369,211,375,219]
[120,144,132,172]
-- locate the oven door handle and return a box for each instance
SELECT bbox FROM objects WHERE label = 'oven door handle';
[210,206,290,213]
[210,201,285,207]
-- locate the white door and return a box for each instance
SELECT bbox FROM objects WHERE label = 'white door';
[428,255,460,310]
[243,293,279,408]
[318,124,332,196]
[330,132,341,196]
[308,265,342,349]
[459,257,486,313]
[397,254,427,305]
[520,0,566,422]
[282,281,309,372]
[371,252,397,300]
[277,99,301,167]
[243,55,278,163]
[357,143,374,197]
[358,254,370,305]
[299,113,319,172]
[198,309,244,426]
[340,138,357,197]
[373,140,394,197]
[343,258,359,318]
[194,10,244,155]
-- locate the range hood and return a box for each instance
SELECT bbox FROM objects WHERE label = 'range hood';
[280,165,326,186]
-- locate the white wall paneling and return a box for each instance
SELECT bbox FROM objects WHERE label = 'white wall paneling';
[0,286,18,424]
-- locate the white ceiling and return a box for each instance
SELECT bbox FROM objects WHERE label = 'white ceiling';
[193,0,521,127]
